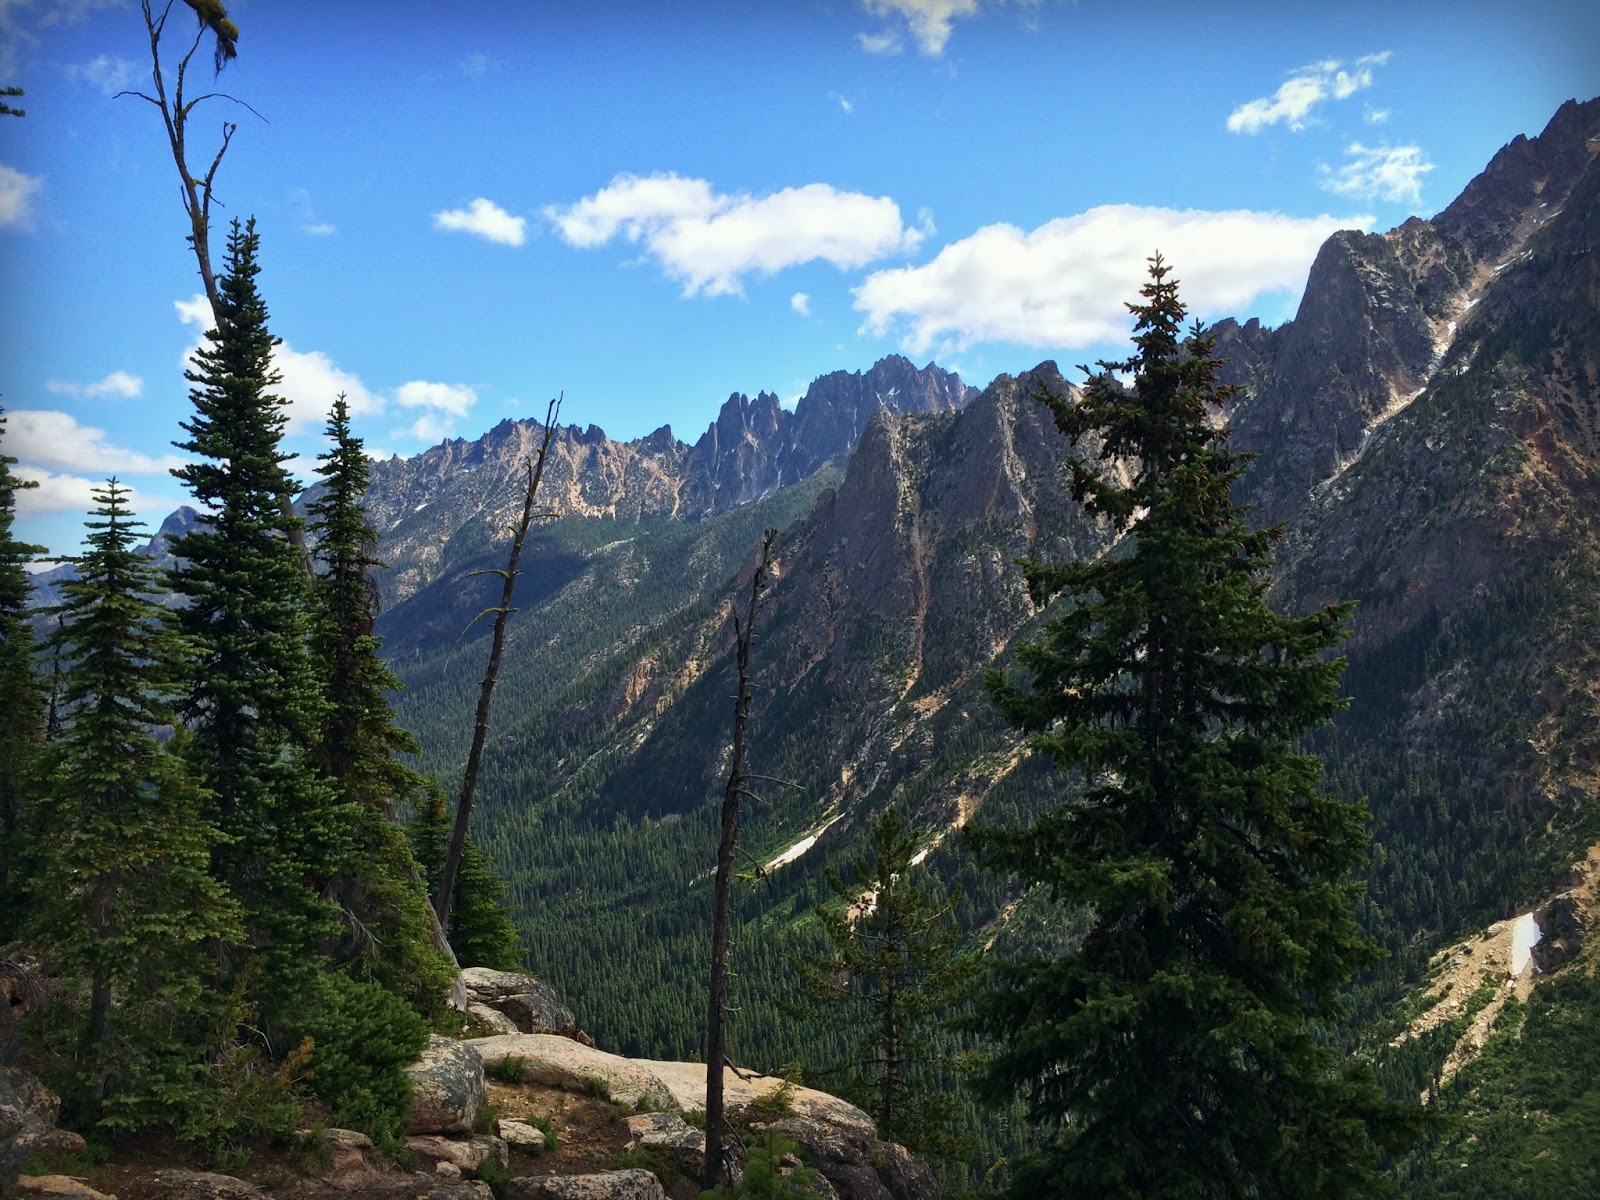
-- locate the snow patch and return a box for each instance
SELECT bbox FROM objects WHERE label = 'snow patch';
[764,812,845,873]
[1510,913,1542,977]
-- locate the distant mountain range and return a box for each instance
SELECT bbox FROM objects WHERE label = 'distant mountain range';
[34,95,1600,1192]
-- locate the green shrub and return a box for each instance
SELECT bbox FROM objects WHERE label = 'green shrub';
[701,1130,822,1199]
[486,1054,529,1084]
[296,972,429,1145]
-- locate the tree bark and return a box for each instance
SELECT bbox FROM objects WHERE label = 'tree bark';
[704,530,776,1192]
[435,399,561,929]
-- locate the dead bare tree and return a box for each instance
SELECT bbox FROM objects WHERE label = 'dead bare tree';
[435,397,563,929]
[704,528,778,1192]
[119,1,312,577]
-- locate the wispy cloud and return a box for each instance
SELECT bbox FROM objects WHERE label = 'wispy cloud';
[458,51,495,77]
[45,370,142,399]
[1227,52,1391,134]
[790,292,811,316]
[66,52,134,95]
[859,0,978,57]
[854,205,1372,354]
[175,295,385,434]
[432,197,527,246]
[547,172,927,298]
[828,90,855,114]
[12,466,182,518]
[0,162,43,230]
[291,187,336,236]
[9,410,186,475]
[1318,142,1433,204]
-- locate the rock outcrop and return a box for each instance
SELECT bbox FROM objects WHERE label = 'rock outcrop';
[468,1035,675,1112]
[504,1171,666,1200]
[405,1036,488,1135]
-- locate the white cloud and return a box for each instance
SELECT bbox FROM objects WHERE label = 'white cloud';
[1318,142,1434,204]
[8,409,186,475]
[432,197,526,246]
[11,465,181,518]
[860,0,979,57]
[301,222,336,236]
[854,204,1373,354]
[1227,52,1391,134]
[44,370,142,399]
[458,51,494,76]
[790,292,812,316]
[397,411,455,444]
[67,52,134,95]
[1364,105,1390,125]
[546,173,924,297]
[0,162,42,230]
[828,90,855,114]
[174,294,385,434]
[395,380,477,417]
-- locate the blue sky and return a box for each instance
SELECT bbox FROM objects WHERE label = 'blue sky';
[2,0,1596,556]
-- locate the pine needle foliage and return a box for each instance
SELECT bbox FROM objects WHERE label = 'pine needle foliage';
[31,480,241,1129]
[0,406,45,942]
[972,257,1421,1199]
[408,781,523,971]
[168,218,355,1035]
[307,395,454,1006]
[785,805,979,1156]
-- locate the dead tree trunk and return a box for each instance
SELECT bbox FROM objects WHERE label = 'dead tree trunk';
[123,1,312,580]
[435,398,562,929]
[704,529,777,1192]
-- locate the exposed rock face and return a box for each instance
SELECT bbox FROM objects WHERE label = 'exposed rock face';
[345,356,970,606]
[621,1112,703,1177]
[405,1036,488,1135]
[405,1134,508,1173]
[15,1179,115,1200]
[462,968,578,1037]
[503,1171,666,1200]
[468,1035,676,1112]
[1532,895,1586,972]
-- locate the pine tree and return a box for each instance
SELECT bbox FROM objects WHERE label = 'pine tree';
[31,480,240,1127]
[307,394,455,1006]
[0,407,45,943]
[786,805,978,1156]
[407,782,523,971]
[168,217,353,1035]
[973,257,1420,1198]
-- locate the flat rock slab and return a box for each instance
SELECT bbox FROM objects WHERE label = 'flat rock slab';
[504,1170,666,1200]
[499,1118,547,1149]
[406,1036,487,1135]
[17,1177,117,1200]
[405,1134,508,1172]
[634,1060,876,1138]
[121,1170,261,1200]
[468,1035,675,1113]
[622,1112,704,1176]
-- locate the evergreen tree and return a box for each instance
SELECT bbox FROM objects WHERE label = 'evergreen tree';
[973,257,1420,1198]
[168,217,354,1035]
[0,407,45,943]
[407,782,523,971]
[307,395,455,1006]
[31,480,240,1127]
[786,805,978,1156]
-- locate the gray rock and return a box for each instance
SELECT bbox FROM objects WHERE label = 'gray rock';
[406,1135,508,1173]
[759,1117,935,1200]
[16,1178,116,1200]
[122,1170,261,1200]
[406,1036,487,1135]
[498,1118,546,1150]
[467,1003,521,1036]
[461,969,577,1037]
[504,1170,666,1200]
[622,1111,704,1176]
[420,1185,493,1200]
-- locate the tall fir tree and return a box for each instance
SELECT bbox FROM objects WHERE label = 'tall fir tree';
[31,480,240,1128]
[407,781,523,971]
[308,394,455,1006]
[168,218,354,1035]
[0,407,45,943]
[785,805,979,1157]
[973,257,1420,1199]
